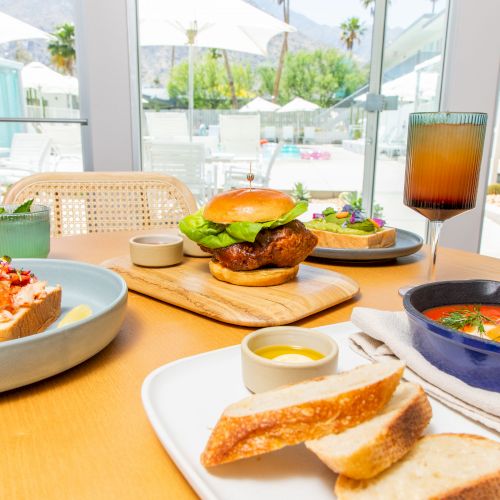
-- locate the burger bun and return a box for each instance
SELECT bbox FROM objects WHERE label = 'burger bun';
[209,260,299,287]
[203,188,295,224]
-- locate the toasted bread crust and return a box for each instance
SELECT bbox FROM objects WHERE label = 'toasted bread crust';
[311,227,396,249]
[0,286,62,341]
[201,363,404,467]
[335,434,500,500]
[438,471,500,499]
[306,384,432,479]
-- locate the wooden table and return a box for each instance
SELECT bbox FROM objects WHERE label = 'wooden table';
[1,231,498,499]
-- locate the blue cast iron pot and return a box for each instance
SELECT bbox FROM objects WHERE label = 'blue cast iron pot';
[403,280,500,392]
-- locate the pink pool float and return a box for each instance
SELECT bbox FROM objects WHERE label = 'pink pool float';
[300,149,331,160]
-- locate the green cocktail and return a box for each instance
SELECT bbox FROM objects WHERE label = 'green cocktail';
[0,204,50,258]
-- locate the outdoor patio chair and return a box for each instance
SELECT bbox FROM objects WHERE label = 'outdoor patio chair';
[263,126,277,142]
[145,111,189,142]
[0,133,52,174]
[303,127,316,144]
[282,126,294,143]
[208,125,220,139]
[3,172,197,236]
[223,141,282,190]
[219,114,261,160]
[39,123,83,170]
[144,142,214,203]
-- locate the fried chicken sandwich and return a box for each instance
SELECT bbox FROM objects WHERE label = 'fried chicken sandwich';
[179,188,318,286]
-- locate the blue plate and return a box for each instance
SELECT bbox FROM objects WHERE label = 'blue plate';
[0,259,127,392]
[403,280,500,392]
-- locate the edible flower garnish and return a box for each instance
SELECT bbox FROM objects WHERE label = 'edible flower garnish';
[305,205,386,235]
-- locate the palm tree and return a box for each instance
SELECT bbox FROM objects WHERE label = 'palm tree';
[361,0,391,16]
[210,49,238,109]
[272,0,290,103]
[340,17,366,54]
[360,0,375,16]
[48,23,76,75]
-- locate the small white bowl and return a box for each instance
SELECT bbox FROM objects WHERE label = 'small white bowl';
[129,234,183,267]
[241,326,339,393]
[179,231,211,257]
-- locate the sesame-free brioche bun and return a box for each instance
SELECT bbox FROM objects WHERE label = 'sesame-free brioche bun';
[209,260,299,286]
[203,188,295,224]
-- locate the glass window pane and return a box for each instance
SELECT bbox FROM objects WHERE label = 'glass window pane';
[137,0,373,211]
[372,0,448,235]
[0,3,83,194]
[481,85,500,258]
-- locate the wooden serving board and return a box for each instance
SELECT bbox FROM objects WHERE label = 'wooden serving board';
[102,256,359,327]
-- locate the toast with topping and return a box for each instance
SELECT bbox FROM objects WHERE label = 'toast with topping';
[0,258,61,341]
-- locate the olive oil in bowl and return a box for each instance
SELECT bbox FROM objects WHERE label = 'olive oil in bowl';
[254,345,325,363]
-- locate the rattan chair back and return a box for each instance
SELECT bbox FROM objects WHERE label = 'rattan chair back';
[4,172,197,237]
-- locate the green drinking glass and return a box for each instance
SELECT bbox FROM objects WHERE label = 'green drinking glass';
[0,205,50,258]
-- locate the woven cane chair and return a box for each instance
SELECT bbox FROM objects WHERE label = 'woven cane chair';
[3,172,197,237]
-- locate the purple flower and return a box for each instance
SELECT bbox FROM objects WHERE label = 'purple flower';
[342,204,354,213]
[312,213,324,219]
[349,209,364,224]
[372,218,386,228]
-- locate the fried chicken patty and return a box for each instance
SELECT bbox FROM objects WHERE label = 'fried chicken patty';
[201,220,318,271]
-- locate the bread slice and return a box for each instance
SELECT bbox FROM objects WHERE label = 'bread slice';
[311,226,396,249]
[0,285,62,341]
[200,360,404,467]
[306,382,432,479]
[335,434,500,500]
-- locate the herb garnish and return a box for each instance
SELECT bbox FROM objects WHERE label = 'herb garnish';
[440,306,494,336]
[0,199,34,215]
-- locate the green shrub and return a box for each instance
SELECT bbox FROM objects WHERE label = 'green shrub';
[291,182,311,202]
[487,183,500,195]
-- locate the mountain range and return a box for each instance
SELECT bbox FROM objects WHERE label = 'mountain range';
[0,0,401,87]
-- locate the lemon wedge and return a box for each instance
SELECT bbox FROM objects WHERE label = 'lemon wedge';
[58,304,93,328]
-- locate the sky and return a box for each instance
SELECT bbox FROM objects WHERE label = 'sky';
[290,0,447,30]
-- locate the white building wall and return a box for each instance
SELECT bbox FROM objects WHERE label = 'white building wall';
[75,0,137,171]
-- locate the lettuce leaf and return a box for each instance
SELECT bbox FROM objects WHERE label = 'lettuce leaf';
[179,201,308,249]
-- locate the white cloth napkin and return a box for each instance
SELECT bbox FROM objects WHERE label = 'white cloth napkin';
[350,307,500,433]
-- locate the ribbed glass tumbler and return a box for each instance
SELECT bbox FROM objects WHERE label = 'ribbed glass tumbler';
[0,205,50,258]
[403,112,487,284]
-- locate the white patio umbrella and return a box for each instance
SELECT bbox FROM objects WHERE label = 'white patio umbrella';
[277,97,320,139]
[21,62,78,115]
[239,96,281,112]
[22,62,78,95]
[139,0,295,139]
[277,97,320,113]
[0,11,50,45]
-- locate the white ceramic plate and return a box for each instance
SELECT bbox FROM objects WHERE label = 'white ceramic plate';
[0,259,127,392]
[142,322,499,500]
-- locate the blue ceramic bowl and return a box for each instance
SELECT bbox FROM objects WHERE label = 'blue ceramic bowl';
[403,280,500,392]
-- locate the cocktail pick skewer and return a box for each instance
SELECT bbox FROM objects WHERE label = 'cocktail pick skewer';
[246,162,255,190]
